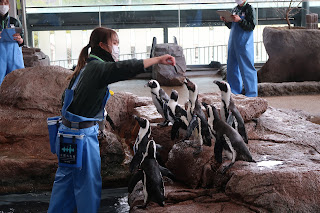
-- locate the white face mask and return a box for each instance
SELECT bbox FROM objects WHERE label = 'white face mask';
[0,5,9,16]
[111,45,119,62]
[235,0,243,5]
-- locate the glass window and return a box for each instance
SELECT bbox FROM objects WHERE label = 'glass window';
[25,1,320,67]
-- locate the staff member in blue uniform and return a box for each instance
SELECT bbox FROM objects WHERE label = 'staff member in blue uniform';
[0,0,24,86]
[47,27,175,213]
[220,0,257,97]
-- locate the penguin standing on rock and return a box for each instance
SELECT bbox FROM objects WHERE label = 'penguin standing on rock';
[145,80,170,127]
[202,103,255,173]
[128,140,166,209]
[130,115,151,173]
[213,80,248,144]
[166,90,189,140]
[184,78,212,147]
[130,115,168,173]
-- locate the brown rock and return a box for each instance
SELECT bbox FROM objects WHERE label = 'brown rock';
[130,105,320,212]
[22,46,50,68]
[199,92,268,122]
[0,67,132,193]
[100,131,130,187]
[258,27,320,82]
[0,66,71,114]
[258,81,320,96]
[151,43,186,86]
[166,142,215,189]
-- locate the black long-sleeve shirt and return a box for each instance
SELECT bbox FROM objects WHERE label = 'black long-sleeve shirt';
[225,3,256,31]
[0,13,24,46]
[67,58,145,118]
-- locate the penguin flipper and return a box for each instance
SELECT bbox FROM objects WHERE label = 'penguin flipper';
[232,110,249,144]
[226,112,235,126]
[128,169,143,193]
[162,103,170,121]
[156,150,166,167]
[159,88,170,103]
[129,153,142,173]
[199,117,212,147]
[229,99,249,144]
[171,121,181,140]
[158,119,169,127]
[214,138,223,164]
[185,115,199,139]
[159,165,176,181]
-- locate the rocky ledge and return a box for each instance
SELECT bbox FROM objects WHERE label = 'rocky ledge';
[0,66,319,213]
[129,106,320,213]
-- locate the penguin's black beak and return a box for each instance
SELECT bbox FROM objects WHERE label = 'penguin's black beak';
[213,80,223,90]
[213,80,221,86]
[144,81,151,88]
[183,78,188,85]
[134,115,147,128]
[202,102,208,108]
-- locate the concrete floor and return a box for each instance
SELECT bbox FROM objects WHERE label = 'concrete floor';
[109,74,320,115]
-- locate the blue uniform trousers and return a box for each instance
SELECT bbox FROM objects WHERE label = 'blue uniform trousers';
[48,124,101,213]
[227,21,258,97]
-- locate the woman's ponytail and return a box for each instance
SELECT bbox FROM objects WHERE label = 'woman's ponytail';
[67,27,117,80]
[68,44,91,80]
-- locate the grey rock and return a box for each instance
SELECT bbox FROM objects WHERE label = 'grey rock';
[258,81,320,96]
[258,27,320,82]
[152,43,186,86]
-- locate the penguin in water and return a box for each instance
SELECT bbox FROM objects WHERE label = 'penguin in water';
[184,78,212,147]
[202,103,255,173]
[213,80,248,144]
[128,140,174,209]
[145,80,170,127]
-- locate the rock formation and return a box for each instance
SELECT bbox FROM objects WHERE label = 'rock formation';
[258,81,320,96]
[22,47,50,68]
[0,66,319,213]
[129,106,320,213]
[151,43,186,86]
[258,27,320,83]
[0,66,132,193]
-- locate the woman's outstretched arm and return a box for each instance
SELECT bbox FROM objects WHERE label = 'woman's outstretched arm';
[143,54,176,68]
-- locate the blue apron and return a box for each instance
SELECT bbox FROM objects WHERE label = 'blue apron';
[48,58,111,213]
[227,14,258,97]
[0,16,24,86]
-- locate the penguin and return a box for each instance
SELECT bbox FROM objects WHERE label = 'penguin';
[184,78,212,147]
[132,115,151,154]
[128,140,165,208]
[202,103,255,173]
[166,89,179,125]
[166,90,189,140]
[145,80,170,127]
[201,102,216,140]
[130,115,151,173]
[213,80,248,144]
[130,115,166,173]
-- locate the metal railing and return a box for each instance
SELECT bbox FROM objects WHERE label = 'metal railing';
[50,41,268,69]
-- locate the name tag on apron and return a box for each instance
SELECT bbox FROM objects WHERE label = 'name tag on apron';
[57,131,84,168]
